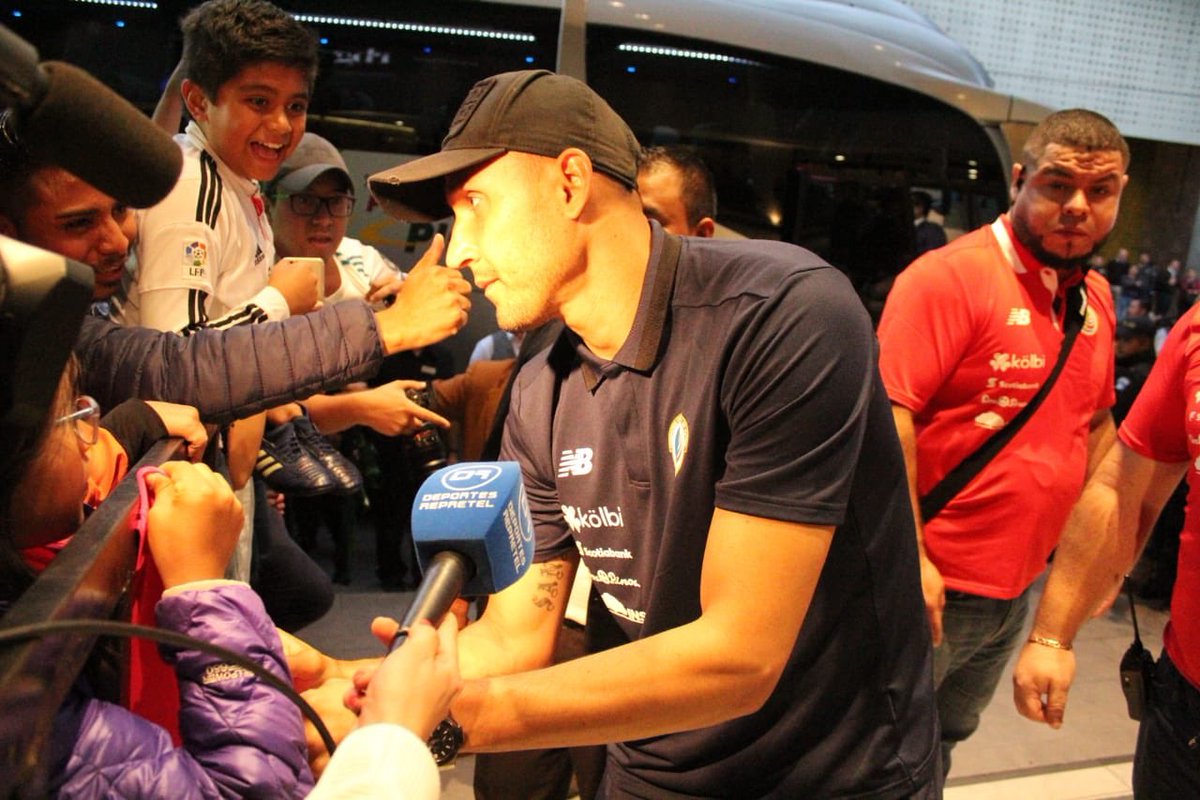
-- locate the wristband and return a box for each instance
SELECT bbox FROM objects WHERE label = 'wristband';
[1028,633,1072,651]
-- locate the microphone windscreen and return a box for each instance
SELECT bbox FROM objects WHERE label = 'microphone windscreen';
[411,462,535,596]
[23,62,182,208]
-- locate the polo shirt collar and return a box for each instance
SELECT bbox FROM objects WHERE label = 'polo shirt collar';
[573,221,676,390]
[992,214,1085,295]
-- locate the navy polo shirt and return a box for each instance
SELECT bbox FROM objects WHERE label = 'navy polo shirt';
[501,223,939,798]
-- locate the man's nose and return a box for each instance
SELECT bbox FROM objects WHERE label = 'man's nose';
[1062,187,1089,217]
[99,215,131,253]
[445,231,476,270]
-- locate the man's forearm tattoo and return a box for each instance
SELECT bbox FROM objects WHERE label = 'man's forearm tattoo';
[531,560,566,612]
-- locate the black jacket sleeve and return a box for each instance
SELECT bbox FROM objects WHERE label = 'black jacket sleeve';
[75,301,384,427]
[99,399,169,463]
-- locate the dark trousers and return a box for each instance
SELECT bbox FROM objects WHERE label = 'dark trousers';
[1133,650,1200,799]
[250,476,335,632]
[473,621,607,800]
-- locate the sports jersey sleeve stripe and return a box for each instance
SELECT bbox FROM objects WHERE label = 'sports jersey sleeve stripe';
[198,153,223,228]
[187,288,209,330]
[196,154,211,225]
[195,304,270,332]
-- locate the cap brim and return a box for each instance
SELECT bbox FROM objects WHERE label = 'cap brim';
[368,147,505,222]
[276,164,353,195]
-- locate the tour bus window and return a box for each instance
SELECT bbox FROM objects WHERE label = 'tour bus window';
[585,24,1008,286]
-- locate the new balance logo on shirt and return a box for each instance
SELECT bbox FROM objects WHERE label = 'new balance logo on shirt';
[557,447,594,477]
[1006,308,1031,326]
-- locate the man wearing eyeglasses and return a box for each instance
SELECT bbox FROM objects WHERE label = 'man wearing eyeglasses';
[266,133,406,306]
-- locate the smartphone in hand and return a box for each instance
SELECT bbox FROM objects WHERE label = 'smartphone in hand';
[280,256,325,299]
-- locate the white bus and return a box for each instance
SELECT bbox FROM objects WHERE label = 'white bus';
[12,0,1050,345]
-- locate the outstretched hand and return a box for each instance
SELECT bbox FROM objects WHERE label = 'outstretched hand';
[144,400,209,462]
[375,235,473,353]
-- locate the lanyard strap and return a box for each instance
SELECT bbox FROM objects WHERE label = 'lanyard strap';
[919,281,1088,521]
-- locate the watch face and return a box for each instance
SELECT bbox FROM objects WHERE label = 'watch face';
[428,717,464,765]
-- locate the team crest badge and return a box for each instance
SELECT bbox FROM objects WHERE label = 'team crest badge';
[1082,305,1098,336]
[668,413,689,476]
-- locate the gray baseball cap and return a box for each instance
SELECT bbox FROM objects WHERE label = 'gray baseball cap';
[272,133,353,195]
[368,70,640,221]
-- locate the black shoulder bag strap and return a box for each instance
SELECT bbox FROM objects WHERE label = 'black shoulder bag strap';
[919,281,1089,521]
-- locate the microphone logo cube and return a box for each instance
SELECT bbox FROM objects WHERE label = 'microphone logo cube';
[412,462,535,595]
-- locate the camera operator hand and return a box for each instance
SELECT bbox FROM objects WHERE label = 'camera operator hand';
[305,380,450,437]
[373,235,472,354]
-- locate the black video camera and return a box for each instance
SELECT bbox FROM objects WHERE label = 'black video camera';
[403,383,449,478]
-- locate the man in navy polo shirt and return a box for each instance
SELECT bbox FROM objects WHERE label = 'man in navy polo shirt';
[300,70,940,798]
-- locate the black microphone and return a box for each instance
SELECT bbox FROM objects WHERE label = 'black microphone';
[0,26,182,208]
[390,462,535,651]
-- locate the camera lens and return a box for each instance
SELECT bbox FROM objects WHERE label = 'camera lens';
[402,384,449,478]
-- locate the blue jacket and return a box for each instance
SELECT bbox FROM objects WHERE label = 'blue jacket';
[45,583,314,798]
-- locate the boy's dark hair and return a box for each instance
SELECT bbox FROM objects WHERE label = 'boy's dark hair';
[1022,108,1130,170]
[639,145,718,227]
[181,0,319,100]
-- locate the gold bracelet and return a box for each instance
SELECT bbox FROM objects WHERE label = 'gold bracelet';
[1028,633,1073,651]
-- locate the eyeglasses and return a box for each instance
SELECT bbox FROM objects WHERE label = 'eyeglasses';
[56,395,100,446]
[279,192,356,218]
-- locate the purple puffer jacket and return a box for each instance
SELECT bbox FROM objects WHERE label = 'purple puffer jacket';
[45,583,315,798]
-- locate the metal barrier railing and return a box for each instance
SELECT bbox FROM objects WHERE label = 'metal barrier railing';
[0,438,183,798]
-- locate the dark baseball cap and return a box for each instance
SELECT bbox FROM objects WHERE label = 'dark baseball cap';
[368,70,640,221]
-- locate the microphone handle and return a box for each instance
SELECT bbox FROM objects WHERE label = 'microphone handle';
[390,550,472,652]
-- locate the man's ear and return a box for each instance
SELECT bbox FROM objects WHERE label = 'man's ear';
[0,214,18,239]
[693,217,716,238]
[1009,163,1025,205]
[181,79,210,122]
[557,148,593,220]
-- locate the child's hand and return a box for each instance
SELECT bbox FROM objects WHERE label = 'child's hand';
[144,400,208,461]
[143,462,242,588]
[269,258,320,315]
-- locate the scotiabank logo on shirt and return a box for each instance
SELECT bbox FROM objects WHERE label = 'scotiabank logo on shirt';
[989,352,1046,372]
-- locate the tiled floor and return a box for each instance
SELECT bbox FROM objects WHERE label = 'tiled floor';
[298,524,1168,799]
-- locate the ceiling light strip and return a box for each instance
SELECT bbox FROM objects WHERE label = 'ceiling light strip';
[290,13,535,42]
[70,0,157,8]
[618,43,759,67]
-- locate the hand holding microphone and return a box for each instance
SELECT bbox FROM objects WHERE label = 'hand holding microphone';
[340,463,534,764]
[392,461,535,650]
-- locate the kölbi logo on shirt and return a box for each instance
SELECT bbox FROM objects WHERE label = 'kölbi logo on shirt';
[988,352,1045,372]
[562,504,625,533]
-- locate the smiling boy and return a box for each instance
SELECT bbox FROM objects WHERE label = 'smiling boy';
[121,0,320,334]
